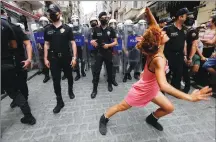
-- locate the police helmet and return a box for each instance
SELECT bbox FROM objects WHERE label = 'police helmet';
[108,19,117,29]
[39,16,49,27]
[71,15,79,26]
[124,19,133,25]
[138,19,147,25]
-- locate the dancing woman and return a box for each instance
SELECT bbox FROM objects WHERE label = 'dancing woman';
[99,8,212,135]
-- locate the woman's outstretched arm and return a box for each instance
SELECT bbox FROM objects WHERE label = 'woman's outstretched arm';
[153,57,212,102]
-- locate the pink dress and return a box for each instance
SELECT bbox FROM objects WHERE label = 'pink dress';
[125,56,169,107]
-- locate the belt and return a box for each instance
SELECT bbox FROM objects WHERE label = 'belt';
[166,51,183,55]
[49,50,70,58]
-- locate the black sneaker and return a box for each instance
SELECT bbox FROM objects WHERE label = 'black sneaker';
[20,115,36,125]
[68,88,75,99]
[53,102,65,114]
[74,75,81,81]
[99,114,109,135]
[123,74,127,82]
[146,113,163,131]
[108,84,113,92]
[127,73,132,80]
[81,71,86,77]
[112,80,118,86]
[43,76,50,83]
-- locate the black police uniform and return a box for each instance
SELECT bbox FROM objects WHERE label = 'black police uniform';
[163,24,187,90]
[91,26,117,98]
[183,27,199,92]
[44,23,75,113]
[10,24,30,101]
[1,18,36,125]
[37,26,50,83]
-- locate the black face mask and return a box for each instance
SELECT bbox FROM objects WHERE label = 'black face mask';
[50,13,59,22]
[91,23,97,27]
[185,18,195,26]
[100,19,107,25]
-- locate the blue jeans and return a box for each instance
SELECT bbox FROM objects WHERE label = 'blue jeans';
[203,58,216,69]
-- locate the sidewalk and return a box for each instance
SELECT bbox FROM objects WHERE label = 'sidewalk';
[1,70,215,142]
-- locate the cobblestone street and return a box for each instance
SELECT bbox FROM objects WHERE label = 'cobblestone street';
[1,70,216,142]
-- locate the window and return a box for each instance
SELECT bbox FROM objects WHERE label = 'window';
[133,1,137,8]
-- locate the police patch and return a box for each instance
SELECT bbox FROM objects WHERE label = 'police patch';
[60,28,65,33]
[107,31,110,36]
[192,32,196,37]
[184,30,187,35]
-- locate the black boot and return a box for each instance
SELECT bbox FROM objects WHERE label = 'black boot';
[68,87,75,99]
[10,100,17,108]
[127,73,132,80]
[112,79,118,86]
[134,72,140,80]
[21,114,36,125]
[99,114,109,135]
[146,113,163,131]
[75,72,81,81]
[62,75,67,80]
[91,84,98,99]
[123,74,128,82]
[43,76,50,83]
[53,97,65,113]
[81,70,86,77]
[108,83,113,92]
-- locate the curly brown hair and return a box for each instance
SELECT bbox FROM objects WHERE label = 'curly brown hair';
[136,25,162,54]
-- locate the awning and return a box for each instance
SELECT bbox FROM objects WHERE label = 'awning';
[1,1,39,20]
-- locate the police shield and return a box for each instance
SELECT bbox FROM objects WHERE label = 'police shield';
[121,25,141,75]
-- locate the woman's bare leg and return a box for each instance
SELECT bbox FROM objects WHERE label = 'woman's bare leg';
[151,91,174,118]
[146,92,174,131]
[105,100,132,118]
[99,100,131,135]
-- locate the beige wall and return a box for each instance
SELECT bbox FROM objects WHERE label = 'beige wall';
[197,1,216,25]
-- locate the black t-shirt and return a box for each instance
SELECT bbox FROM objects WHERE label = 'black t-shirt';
[44,24,74,54]
[186,27,199,56]
[163,24,187,54]
[92,26,117,60]
[10,24,29,57]
[1,18,16,60]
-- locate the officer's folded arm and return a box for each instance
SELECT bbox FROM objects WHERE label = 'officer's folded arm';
[108,38,118,48]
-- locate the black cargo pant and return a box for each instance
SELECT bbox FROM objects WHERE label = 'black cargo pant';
[165,51,184,90]
[49,52,73,100]
[92,53,113,85]
[74,46,85,74]
[15,55,29,100]
[183,62,190,90]
[2,59,32,116]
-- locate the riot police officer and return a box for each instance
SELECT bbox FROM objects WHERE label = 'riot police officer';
[90,12,118,99]
[71,15,86,81]
[44,4,77,113]
[88,17,99,76]
[1,9,36,125]
[38,16,51,83]
[108,18,119,86]
[134,19,147,79]
[122,19,140,82]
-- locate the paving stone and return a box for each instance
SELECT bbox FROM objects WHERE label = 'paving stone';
[1,70,215,142]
